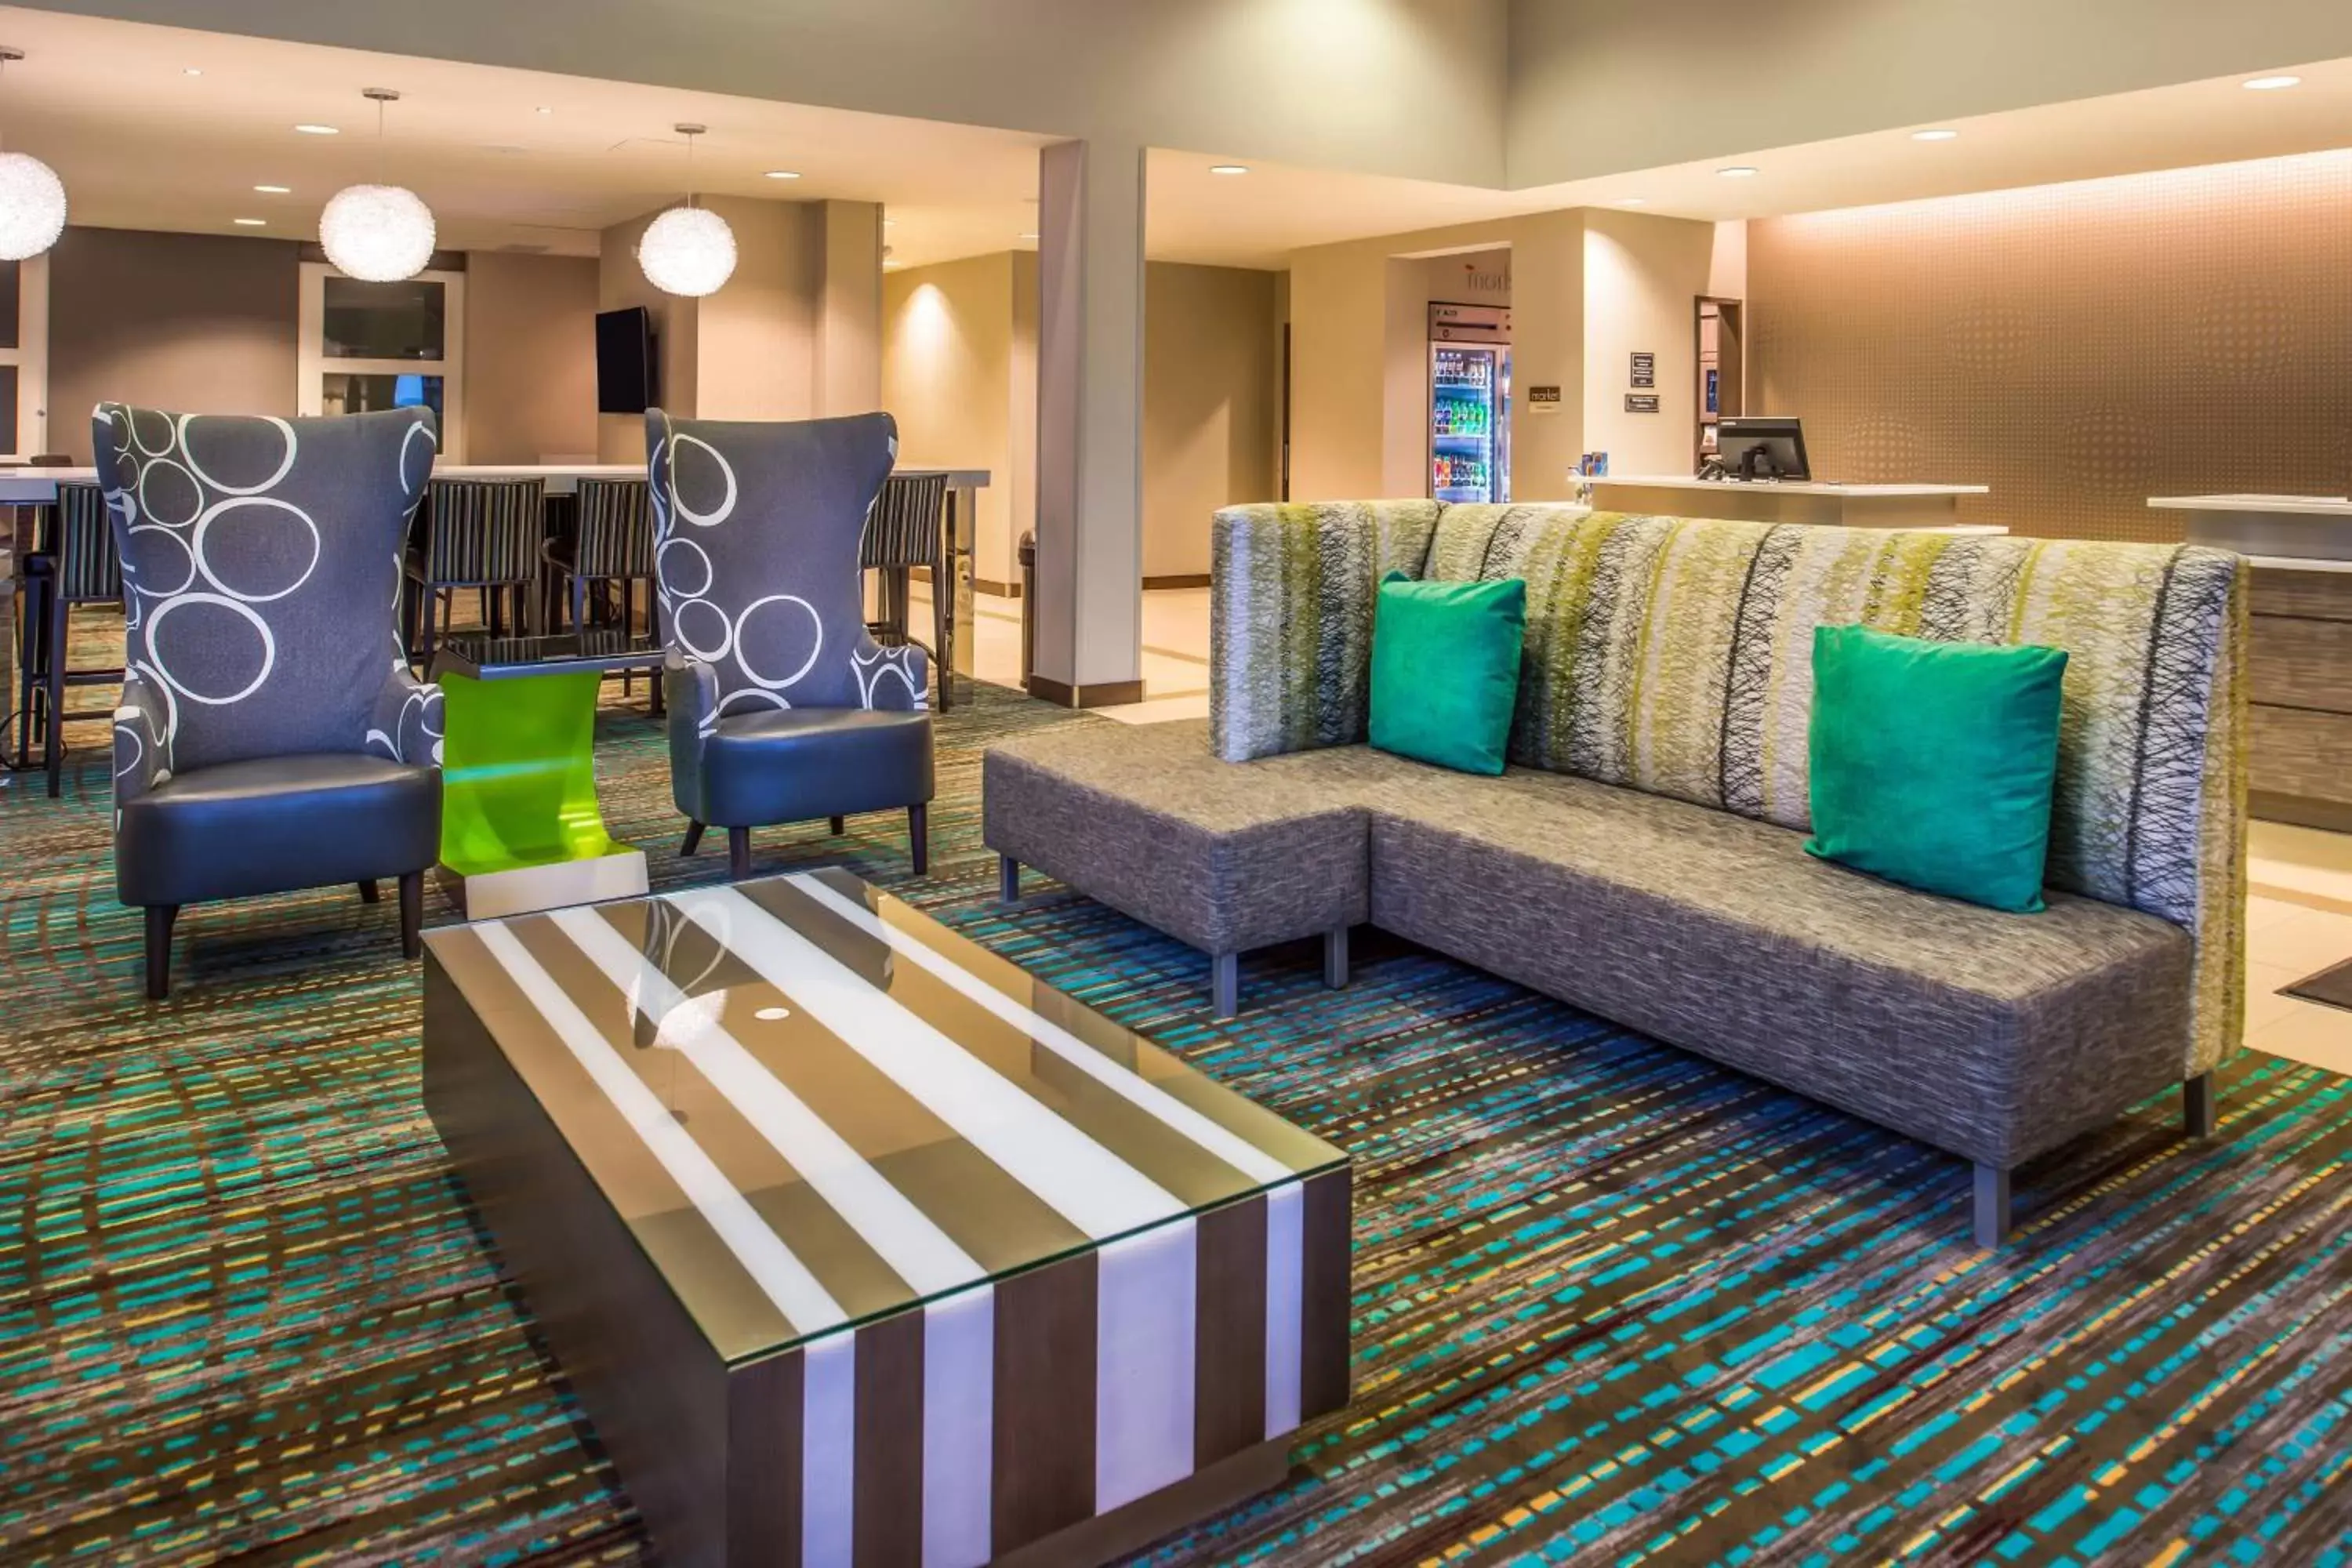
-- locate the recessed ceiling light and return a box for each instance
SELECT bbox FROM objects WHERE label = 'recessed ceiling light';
[1018,231,1039,240]
[1614,197,1646,205]
[232,217,266,227]
[1911,128,1959,141]
[2243,74,2302,90]
[293,123,339,136]
[753,1006,789,1022]
[763,169,801,180]
[254,183,291,194]
[1209,164,1249,176]
[182,67,203,77]
[883,219,895,227]
[1717,165,1759,178]
[534,106,553,115]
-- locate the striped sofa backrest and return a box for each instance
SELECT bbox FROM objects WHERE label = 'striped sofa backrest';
[1426,506,2249,1078]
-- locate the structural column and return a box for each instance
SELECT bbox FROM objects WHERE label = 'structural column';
[1030,138,1145,707]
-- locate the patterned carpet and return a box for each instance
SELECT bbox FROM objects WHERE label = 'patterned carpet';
[3,678,2351,1565]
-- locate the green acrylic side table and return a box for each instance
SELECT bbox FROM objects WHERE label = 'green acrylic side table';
[429,630,659,918]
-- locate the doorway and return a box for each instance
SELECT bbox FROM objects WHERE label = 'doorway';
[1695,296,1744,470]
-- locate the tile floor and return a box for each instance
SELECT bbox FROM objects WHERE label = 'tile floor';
[942,584,2352,1074]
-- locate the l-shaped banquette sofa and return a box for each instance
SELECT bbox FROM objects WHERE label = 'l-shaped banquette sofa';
[983,502,2248,1245]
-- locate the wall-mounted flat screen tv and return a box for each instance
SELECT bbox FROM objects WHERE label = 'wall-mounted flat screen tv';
[595,306,656,414]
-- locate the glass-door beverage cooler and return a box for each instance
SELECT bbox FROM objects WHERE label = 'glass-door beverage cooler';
[1429,302,1512,504]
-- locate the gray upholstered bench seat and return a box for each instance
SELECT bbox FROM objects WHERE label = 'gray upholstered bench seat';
[983,721,1368,1014]
[1357,763,2192,1173]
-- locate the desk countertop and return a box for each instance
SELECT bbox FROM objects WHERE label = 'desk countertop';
[2147,495,2352,517]
[1597,476,1989,498]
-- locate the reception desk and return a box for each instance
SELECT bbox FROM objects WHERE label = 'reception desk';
[2149,495,2352,830]
[1589,476,1992,531]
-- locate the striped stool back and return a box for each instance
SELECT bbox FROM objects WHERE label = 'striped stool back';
[54,482,124,604]
[859,472,948,571]
[573,478,654,579]
[422,477,546,586]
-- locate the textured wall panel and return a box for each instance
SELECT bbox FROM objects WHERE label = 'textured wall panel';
[1750,151,2352,542]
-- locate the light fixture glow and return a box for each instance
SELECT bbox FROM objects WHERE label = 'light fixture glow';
[1209,163,1249,175]
[293,123,339,135]
[1018,230,1039,240]
[2243,74,2302,90]
[233,217,266,227]
[254,183,291,194]
[637,123,736,297]
[1911,128,1959,141]
[534,105,553,115]
[320,89,437,281]
[1614,197,1647,205]
[182,67,202,77]
[0,50,65,261]
[762,169,800,180]
[1717,165,1759,178]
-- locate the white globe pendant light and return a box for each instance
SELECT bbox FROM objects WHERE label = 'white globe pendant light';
[0,48,66,262]
[320,88,436,282]
[637,123,735,297]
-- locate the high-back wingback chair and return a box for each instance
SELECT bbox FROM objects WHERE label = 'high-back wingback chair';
[646,409,934,880]
[93,404,445,999]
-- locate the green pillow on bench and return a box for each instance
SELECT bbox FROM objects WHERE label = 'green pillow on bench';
[1369,572,1526,775]
[1805,624,2067,913]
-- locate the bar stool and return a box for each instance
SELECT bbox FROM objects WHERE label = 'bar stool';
[16,482,125,797]
[546,476,660,712]
[860,471,950,710]
[405,477,546,667]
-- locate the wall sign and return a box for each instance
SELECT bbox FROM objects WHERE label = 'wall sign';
[1526,384,1563,414]
[1624,393,1661,414]
[1630,352,1656,388]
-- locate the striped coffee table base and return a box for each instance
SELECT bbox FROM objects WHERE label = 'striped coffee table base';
[421,868,1351,1567]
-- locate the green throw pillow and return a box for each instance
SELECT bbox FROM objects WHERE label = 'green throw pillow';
[1369,572,1526,775]
[1805,624,2067,913]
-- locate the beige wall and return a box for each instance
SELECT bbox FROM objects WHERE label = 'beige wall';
[883,251,1021,586]
[883,250,1279,588]
[463,250,599,464]
[1142,262,1279,581]
[1505,0,2352,188]
[47,225,298,461]
[1581,210,1717,478]
[1749,147,2352,542]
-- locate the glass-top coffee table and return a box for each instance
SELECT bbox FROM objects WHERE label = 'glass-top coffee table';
[430,629,666,920]
[423,866,1352,1567]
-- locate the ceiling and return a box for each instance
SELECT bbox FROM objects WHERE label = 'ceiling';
[4,5,2351,273]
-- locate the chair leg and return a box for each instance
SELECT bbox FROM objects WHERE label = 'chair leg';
[648,589,666,716]
[681,821,706,857]
[999,855,1020,902]
[398,871,424,960]
[907,804,928,875]
[1324,924,1350,989]
[144,905,178,1001]
[1973,1163,2013,1250]
[728,826,753,880]
[358,880,381,903]
[2186,1073,2218,1139]
[16,572,45,764]
[45,592,67,797]
[829,815,846,835]
[1210,952,1240,1021]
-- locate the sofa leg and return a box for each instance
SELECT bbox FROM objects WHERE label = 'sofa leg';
[1323,924,1350,989]
[728,827,753,881]
[1210,953,1240,1021]
[144,906,179,1000]
[398,872,423,960]
[358,880,381,904]
[2186,1073,2218,1139]
[908,804,929,876]
[1973,1163,2013,1250]
[681,821,705,857]
[999,855,1020,902]
[829,815,846,835]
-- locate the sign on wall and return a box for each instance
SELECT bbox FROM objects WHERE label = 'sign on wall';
[1630,352,1656,388]
[1624,393,1661,414]
[1527,384,1563,414]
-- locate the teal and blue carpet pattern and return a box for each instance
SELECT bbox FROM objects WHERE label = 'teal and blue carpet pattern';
[4,680,2352,1563]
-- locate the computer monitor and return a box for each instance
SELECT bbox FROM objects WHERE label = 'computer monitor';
[1715,416,1810,482]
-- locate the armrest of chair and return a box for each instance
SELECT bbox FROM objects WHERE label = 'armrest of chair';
[365,660,445,768]
[664,650,720,739]
[112,670,171,808]
[853,641,931,712]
